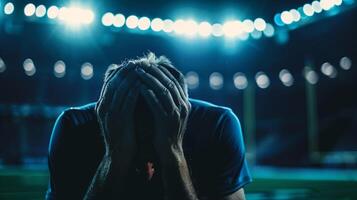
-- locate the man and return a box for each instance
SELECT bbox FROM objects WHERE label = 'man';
[46,53,252,200]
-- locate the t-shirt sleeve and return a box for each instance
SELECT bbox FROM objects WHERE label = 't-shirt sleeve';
[208,108,252,197]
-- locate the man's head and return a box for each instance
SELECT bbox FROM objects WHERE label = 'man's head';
[100,52,188,167]
[103,52,188,97]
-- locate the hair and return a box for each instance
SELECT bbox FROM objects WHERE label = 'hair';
[104,52,188,95]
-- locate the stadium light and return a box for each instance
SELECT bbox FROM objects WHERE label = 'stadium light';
[173,19,186,34]
[312,1,323,13]
[23,58,36,76]
[223,20,242,38]
[198,21,212,37]
[35,5,46,18]
[255,72,270,89]
[58,6,94,26]
[102,12,114,26]
[340,56,352,70]
[138,17,151,30]
[211,23,223,37]
[185,71,199,89]
[303,4,314,16]
[233,73,248,90]
[54,60,66,78]
[209,72,224,90]
[81,62,93,80]
[113,14,125,27]
[163,19,174,33]
[243,19,254,33]
[126,15,139,29]
[24,3,36,16]
[151,18,164,32]
[304,67,319,84]
[47,6,59,19]
[279,69,294,87]
[184,20,198,36]
[254,18,266,31]
[281,11,293,24]
[4,2,14,15]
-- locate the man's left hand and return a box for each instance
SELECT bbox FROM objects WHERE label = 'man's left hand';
[136,65,191,164]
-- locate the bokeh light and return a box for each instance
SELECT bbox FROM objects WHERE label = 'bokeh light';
[254,18,266,31]
[303,4,314,16]
[24,3,36,17]
[184,20,198,36]
[47,6,59,19]
[212,23,223,37]
[185,71,199,89]
[54,60,66,78]
[173,19,186,34]
[255,71,270,89]
[321,62,337,78]
[281,11,293,24]
[35,5,46,18]
[290,9,301,22]
[102,12,114,26]
[198,21,212,37]
[339,56,352,70]
[151,18,164,32]
[126,15,139,29]
[138,17,151,30]
[209,72,224,90]
[312,1,323,13]
[263,23,275,37]
[224,20,243,38]
[304,67,319,84]
[4,2,14,15]
[58,7,94,26]
[113,13,125,27]
[163,19,174,33]
[23,58,36,76]
[81,62,93,80]
[233,73,248,90]
[243,19,255,33]
[279,69,294,87]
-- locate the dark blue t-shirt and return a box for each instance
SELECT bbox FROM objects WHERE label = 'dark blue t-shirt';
[46,98,252,199]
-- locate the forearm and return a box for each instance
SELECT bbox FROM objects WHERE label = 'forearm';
[84,152,132,200]
[160,146,199,200]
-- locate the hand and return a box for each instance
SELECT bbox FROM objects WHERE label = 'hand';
[96,64,140,158]
[136,66,191,163]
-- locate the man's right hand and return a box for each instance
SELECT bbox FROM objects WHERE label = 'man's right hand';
[95,63,140,158]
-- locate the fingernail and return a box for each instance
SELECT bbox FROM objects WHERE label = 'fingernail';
[136,67,145,74]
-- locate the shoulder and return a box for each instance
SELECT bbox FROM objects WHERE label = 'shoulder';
[188,98,237,126]
[49,102,99,153]
[58,102,97,126]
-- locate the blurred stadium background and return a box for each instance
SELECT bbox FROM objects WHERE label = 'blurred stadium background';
[0,0,356,199]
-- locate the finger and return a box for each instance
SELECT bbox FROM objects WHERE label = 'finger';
[157,65,187,100]
[99,64,137,114]
[110,70,140,114]
[140,84,166,116]
[136,67,177,114]
[120,81,141,118]
[140,65,182,107]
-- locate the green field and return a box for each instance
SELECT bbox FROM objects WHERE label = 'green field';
[0,168,356,200]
